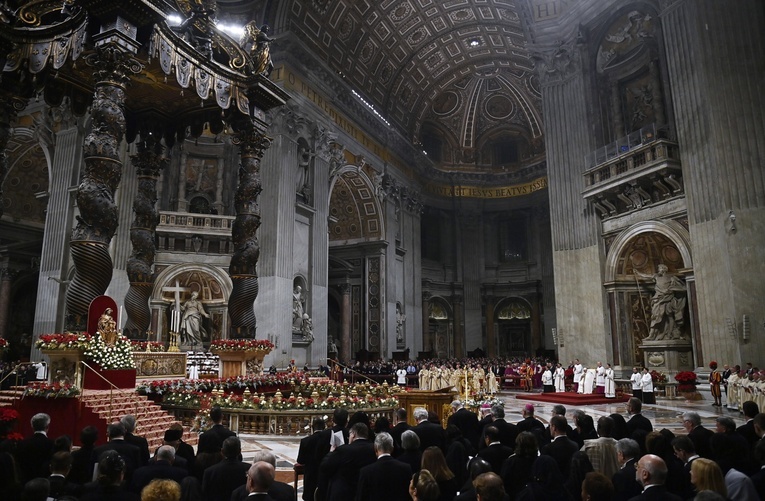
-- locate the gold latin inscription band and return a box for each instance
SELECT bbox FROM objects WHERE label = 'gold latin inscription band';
[424,176,548,199]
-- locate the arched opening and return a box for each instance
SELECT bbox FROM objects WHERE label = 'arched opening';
[426,297,453,359]
[495,298,532,357]
[327,167,386,360]
[604,222,697,371]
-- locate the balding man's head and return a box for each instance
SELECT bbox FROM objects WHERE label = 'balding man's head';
[247,461,275,493]
[251,450,277,467]
[635,454,668,487]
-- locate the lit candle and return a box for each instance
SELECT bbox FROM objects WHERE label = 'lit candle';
[119,306,123,329]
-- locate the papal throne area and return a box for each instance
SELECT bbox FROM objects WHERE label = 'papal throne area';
[0,1,763,500]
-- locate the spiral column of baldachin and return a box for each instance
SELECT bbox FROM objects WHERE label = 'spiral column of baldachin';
[65,45,142,330]
[124,137,164,338]
[227,126,271,337]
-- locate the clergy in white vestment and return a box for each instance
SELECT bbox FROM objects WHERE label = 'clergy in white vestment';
[583,368,596,394]
[578,366,587,393]
[554,363,566,392]
[573,359,584,393]
[604,363,616,398]
[595,362,605,394]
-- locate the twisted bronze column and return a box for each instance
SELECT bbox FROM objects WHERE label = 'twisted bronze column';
[65,45,141,330]
[228,123,271,338]
[124,135,165,338]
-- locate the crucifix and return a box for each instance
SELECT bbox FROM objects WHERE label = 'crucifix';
[162,280,191,333]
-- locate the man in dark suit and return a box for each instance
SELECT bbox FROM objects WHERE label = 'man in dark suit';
[682,411,714,459]
[737,401,760,447]
[476,426,513,475]
[515,403,544,434]
[15,412,55,483]
[625,398,653,437]
[316,422,376,501]
[230,450,295,501]
[541,415,579,480]
[121,414,150,467]
[70,426,98,485]
[296,418,326,501]
[448,400,481,451]
[390,408,411,455]
[412,407,447,453]
[243,461,276,501]
[202,436,250,501]
[91,422,142,484]
[48,451,82,499]
[197,406,237,454]
[161,426,195,472]
[356,432,412,501]
[316,407,350,461]
[478,405,517,451]
[611,439,642,501]
[130,445,188,494]
[669,436,698,500]
[629,454,682,501]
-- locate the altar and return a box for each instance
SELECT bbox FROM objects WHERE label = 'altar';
[134,352,188,379]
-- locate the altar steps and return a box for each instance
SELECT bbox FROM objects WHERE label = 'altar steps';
[80,389,198,450]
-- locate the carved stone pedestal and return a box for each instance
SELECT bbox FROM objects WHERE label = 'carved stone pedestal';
[639,340,693,378]
[42,349,84,388]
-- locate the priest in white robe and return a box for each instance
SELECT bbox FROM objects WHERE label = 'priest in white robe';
[604,363,616,398]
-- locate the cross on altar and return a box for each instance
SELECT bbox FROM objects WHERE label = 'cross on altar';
[162,280,191,332]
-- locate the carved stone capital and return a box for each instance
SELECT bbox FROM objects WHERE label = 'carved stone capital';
[269,104,309,136]
[337,283,351,295]
[531,41,582,85]
[313,124,337,161]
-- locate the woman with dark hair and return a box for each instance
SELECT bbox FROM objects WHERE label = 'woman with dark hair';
[608,413,629,440]
[373,416,392,435]
[645,430,686,497]
[500,431,538,500]
[80,450,139,501]
[409,469,440,501]
[349,411,371,429]
[516,455,572,500]
[421,446,458,501]
[564,451,594,501]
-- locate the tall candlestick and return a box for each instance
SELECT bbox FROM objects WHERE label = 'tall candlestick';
[119,306,123,329]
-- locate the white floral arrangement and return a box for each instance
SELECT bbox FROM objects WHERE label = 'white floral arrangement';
[83,334,136,370]
[465,397,504,409]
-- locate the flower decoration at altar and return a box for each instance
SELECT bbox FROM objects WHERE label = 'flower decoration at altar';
[210,339,275,353]
[23,382,81,398]
[650,370,667,384]
[674,371,698,393]
[0,338,8,353]
[83,334,135,370]
[130,341,165,352]
[35,333,92,351]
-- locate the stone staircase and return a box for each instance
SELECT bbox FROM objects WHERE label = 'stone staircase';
[2,386,197,451]
[80,389,198,450]
[0,388,21,407]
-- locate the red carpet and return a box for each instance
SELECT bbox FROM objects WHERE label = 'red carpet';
[515,392,630,405]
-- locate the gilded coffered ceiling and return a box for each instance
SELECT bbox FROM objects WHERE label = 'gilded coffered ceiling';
[218,0,545,172]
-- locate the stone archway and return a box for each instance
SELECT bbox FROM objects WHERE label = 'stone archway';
[494,297,532,357]
[327,166,386,357]
[152,264,232,345]
[604,221,696,370]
